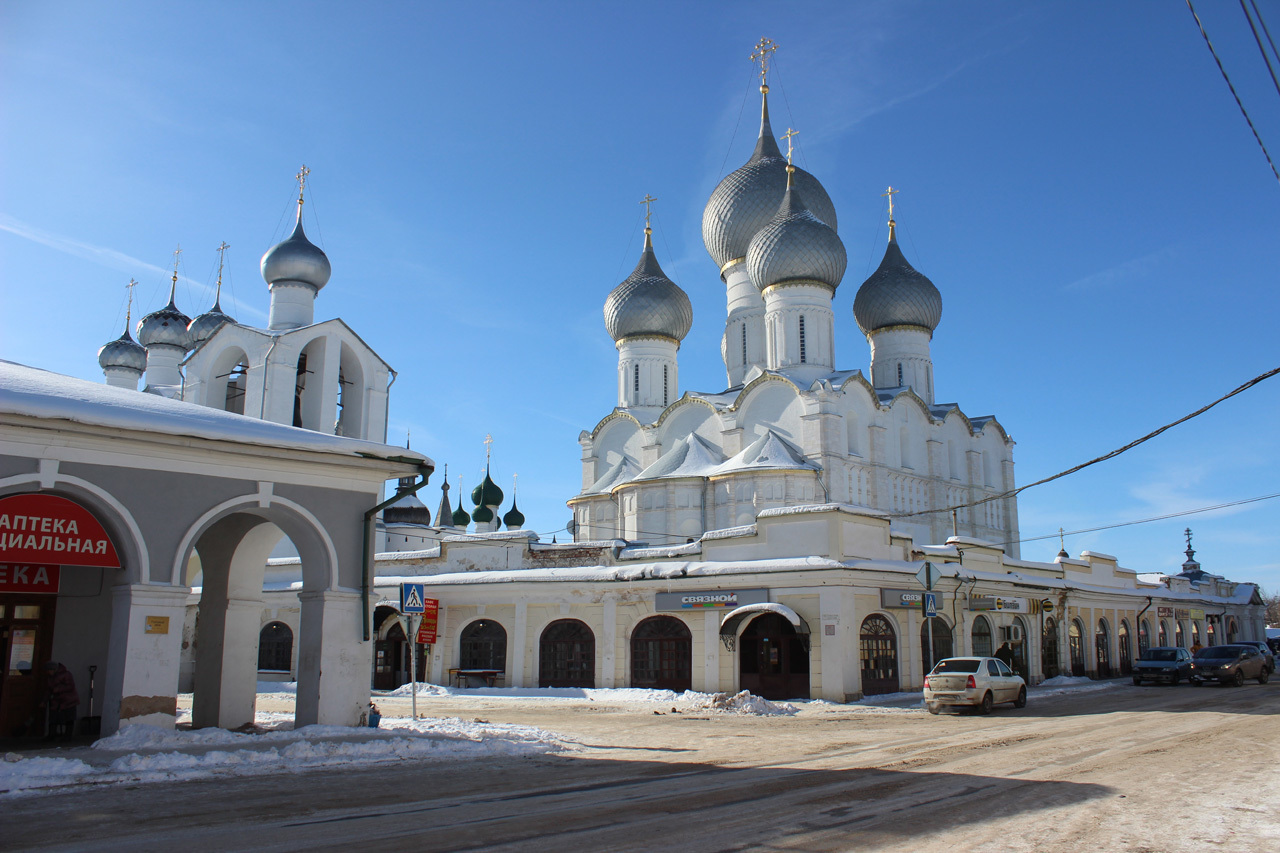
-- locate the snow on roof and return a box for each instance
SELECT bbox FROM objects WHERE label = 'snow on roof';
[633,432,725,481]
[377,555,845,587]
[715,430,816,475]
[584,456,639,495]
[0,360,432,467]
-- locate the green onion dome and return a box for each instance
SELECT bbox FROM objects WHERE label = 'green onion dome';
[503,500,525,530]
[471,468,504,507]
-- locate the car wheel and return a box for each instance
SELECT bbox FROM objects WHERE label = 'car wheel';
[1014,686,1027,709]
[927,703,940,715]
[1233,670,1246,688]
[979,692,994,715]
[1170,673,1180,686]
[1259,669,1270,685]
[1132,677,1142,686]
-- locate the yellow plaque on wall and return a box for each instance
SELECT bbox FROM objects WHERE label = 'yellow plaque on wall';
[145,616,170,634]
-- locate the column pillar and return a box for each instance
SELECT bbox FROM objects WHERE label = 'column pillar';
[192,597,262,729]
[513,601,528,686]
[296,589,368,727]
[703,610,721,693]
[602,599,617,688]
[102,584,189,736]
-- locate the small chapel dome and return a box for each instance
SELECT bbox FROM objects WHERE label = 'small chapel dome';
[603,229,693,343]
[97,328,148,372]
[260,207,331,291]
[503,501,525,530]
[853,222,942,335]
[746,178,846,293]
[137,294,192,350]
[187,302,235,347]
[702,91,837,271]
[451,499,471,528]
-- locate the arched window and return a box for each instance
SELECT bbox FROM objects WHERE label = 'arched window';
[1158,620,1168,647]
[971,615,993,658]
[1228,617,1238,643]
[633,364,640,397]
[539,619,595,688]
[1206,619,1215,646]
[632,616,692,692]
[460,620,507,671]
[258,621,293,672]
[897,363,904,386]
[1175,621,1183,649]
[798,315,807,363]
[1068,619,1085,676]
[1118,621,1131,675]
[1042,617,1060,679]
[1095,619,1111,678]
[859,614,899,695]
[1009,617,1029,681]
[1138,619,1150,656]
[1191,622,1200,649]
[741,324,748,366]
[662,365,668,407]
[921,617,952,672]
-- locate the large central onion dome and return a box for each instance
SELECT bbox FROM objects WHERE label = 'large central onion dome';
[261,206,331,290]
[603,229,693,343]
[853,223,943,334]
[746,175,847,293]
[137,284,192,350]
[98,326,148,372]
[472,468,504,508]
[702,90,837,273]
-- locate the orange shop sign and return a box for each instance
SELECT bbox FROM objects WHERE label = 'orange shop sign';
[0,494,121,568]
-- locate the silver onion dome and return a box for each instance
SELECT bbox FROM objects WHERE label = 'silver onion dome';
[260,206,331,290]
[187,300,235,346]
[702,92,837,272]
[97,328,148,372]
[746,181,847,293]
[137,293,192,350]
[853,227,943,334]
[604,230,693,343]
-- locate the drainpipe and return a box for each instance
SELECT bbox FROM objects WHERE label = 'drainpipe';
[259,336,280,419]
[1135,596,1153,649]
[363,460,433,641]
[381,368,398,444]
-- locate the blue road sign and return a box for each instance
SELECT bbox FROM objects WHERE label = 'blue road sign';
[922,592,938,619]
[400,582,426,614]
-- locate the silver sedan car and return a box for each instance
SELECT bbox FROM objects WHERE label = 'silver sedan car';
[923,656,1027,715]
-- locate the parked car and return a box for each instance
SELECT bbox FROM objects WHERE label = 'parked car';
[1131,647,1193,685]
[1190,645,1270,686]
[1236,641,1276,675]
[923,657,1026,715]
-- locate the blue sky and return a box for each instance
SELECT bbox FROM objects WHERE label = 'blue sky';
[3,2,1279,590]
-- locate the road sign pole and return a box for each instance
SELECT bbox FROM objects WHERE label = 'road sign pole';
[410,613,420,721]
[925,564,935,672]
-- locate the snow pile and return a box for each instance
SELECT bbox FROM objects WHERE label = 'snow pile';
[256,681,297,694]
[688,690,797,716]
[1034,675,1125,697]
[0,754,94,793]
[2,717,569,796]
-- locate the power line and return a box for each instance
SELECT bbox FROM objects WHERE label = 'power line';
[1005,491,1280,549]
[1242,0,1280,103]
[893,362,1280,519]
[1186,0,1280,185]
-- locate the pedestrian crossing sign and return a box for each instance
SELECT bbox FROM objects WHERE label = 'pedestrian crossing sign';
[400,582,426,614]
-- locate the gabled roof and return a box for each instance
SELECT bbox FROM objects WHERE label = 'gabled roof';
[585,456,640,495]
[183,317,392,371]
[631,433,725,482]
[713,429,817,476]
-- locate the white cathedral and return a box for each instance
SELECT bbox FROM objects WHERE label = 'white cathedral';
[96,171,392,446]
[568,76,1019,556]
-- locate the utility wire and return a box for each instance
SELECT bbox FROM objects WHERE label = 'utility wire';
[1003,491,1280,549]
[1251,0,1280,72]
[893,363,1280,519]
[1186,0,1280,185]
[1242,0,1280,102]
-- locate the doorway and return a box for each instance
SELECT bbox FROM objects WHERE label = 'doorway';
[739,613,809,700]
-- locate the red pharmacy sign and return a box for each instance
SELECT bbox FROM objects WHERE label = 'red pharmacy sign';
[0,563,61,594]
[0,493,121,568]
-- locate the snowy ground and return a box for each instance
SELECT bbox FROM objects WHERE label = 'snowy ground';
[2,676,1125,797]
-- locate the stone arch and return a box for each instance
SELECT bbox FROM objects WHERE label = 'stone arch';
[0,471,148,586]
[736,379,804,445]
[205,344,251,415]
[336,341,367,438]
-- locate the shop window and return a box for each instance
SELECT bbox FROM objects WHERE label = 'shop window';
[971,615,993,658]
[460,620,507,671]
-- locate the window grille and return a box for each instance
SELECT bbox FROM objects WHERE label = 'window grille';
[798,315,806,363]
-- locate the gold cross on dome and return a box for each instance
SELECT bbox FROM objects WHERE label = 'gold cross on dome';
[171,245,182,283]
[215,241,230,288]
[751,37,778,86]
[780,128,799,166]
[882,186,899,220]
[1058,527,1065,551]
[639,194,657,229]
[484,433,494,463]
[296,164,310,205]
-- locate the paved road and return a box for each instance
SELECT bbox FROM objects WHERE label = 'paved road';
[5,682,1278,852]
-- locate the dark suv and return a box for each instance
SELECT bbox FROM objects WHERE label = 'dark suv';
[1131,647,1193,685]
[1190,645,1270,686]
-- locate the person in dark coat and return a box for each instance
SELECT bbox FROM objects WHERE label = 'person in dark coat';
[995,642,1014,667]
[42,661,79,740]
